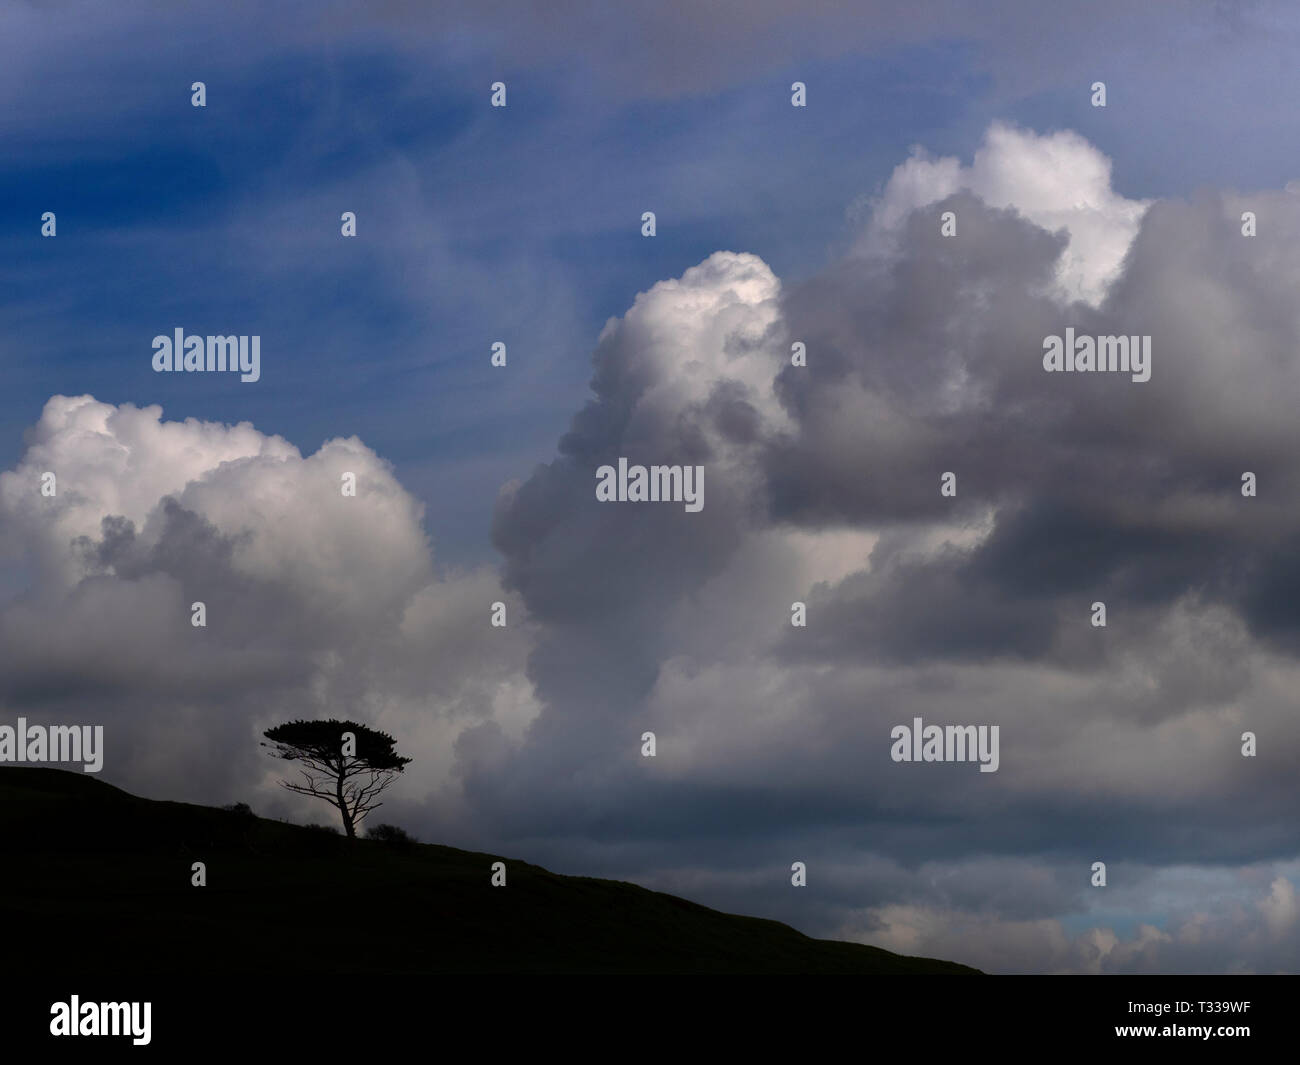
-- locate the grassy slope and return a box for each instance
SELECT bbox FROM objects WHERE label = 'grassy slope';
[2,767,979,975]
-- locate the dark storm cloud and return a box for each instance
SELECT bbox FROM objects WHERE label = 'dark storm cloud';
[759,187,1300,670]
[766,192,1070,526]
[466,126,1300,972]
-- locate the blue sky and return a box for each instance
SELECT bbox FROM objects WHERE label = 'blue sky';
[7,4,1300,567]
[1,16,1049,565]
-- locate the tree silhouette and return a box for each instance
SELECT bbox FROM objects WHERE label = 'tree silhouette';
[261,719,412,838]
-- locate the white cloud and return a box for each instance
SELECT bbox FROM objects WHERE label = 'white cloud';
[1258,876,1297,935]
[0,395,538,821]
[841,870,1300,973]
[598,249,791,446]
[859,121,1151,306]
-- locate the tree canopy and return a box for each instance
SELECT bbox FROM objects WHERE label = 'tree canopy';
[261,719,412,838]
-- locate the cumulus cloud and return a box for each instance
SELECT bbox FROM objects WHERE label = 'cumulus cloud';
[0,395,536,823]
[858,122,1151,305]
[477,122,1300,971]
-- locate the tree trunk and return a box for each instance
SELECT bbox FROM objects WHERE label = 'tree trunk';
[336,772,355,838]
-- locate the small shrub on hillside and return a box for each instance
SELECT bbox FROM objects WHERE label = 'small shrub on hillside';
[366,823,417,849]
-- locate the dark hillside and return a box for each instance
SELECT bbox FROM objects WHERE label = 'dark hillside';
[2,767,979,975]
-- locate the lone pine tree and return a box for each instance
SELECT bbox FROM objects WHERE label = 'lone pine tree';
[261,719,412,838]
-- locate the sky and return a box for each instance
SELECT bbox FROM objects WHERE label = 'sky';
[2,0,1299,974]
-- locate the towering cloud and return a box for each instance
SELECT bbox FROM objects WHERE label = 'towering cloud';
[481,124,1300,973]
